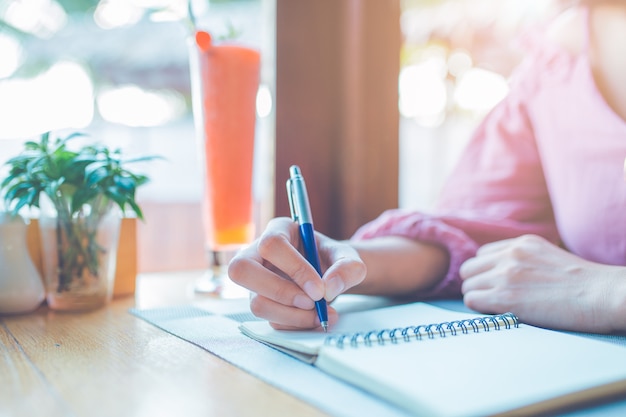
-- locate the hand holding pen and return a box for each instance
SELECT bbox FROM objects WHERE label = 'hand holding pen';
[228,169,367,331]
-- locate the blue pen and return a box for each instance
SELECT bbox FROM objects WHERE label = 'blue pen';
[286,165,329,332]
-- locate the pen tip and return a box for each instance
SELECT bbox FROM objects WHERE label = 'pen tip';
[321,322,328,333]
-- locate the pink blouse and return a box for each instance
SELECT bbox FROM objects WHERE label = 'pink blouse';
[353,24,626,298]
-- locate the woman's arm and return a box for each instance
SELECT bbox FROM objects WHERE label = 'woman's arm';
[228,218,449,330]
[346,236,449,297]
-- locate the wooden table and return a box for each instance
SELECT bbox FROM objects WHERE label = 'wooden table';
[0,272,327,417]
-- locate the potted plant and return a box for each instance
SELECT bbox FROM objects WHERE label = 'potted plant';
[1,131,157,311]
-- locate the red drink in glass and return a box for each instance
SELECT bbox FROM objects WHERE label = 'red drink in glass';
[190,31,260,292]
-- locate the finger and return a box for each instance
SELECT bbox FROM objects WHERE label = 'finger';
[270,308,340,331]
[459,249,502,280]
[463,287,505,315]
[256,219,325,301]
[322,256,367,301]
[460,268,499,294]
[228,248,316,310]
[270,308,339,330]
[250,293,318,328]
[250,293,339,330]
[316,234,366,301]
[475,234,551,256]
[474,238,516,255]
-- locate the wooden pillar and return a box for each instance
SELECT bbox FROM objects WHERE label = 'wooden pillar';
[275,0,400,239]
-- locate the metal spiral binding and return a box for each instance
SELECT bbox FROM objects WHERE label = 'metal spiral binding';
[324,312,518,349]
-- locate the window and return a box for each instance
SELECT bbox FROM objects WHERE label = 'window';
[0,0,274,272]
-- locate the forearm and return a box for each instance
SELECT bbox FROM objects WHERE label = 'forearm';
[347,236,449,296]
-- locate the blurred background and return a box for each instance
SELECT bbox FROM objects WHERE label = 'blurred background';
[0,0,565,272]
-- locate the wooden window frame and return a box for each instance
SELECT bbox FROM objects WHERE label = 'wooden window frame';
[275,0,401,239]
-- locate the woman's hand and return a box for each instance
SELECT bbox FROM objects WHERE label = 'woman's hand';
[228,217,367,330]
[460,234,626,333]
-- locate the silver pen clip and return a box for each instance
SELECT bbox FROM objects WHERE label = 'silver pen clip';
[286,177,299,223]
[286,165,312,225]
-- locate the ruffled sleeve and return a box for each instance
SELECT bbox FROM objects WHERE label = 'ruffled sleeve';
[352,209,480,298]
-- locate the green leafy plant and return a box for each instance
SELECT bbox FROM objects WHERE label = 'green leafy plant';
[1,131,158,292]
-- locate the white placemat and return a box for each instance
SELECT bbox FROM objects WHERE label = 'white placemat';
[130,297,626,417]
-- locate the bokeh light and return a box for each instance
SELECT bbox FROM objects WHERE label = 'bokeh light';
[4,0,67,38]
[454,68,509,113]
[97,85,186,127]
[0,34,23,79]
[256,84,273,118]
[93,0,144,29]
[399,58,448,126]
[0,61,93,139]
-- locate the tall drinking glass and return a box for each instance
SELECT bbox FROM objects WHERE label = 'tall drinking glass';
[189,16,261,296]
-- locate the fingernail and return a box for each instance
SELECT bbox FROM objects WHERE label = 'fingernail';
[293,294,314,309]
[325,276,345,301]
[303,281,324,301]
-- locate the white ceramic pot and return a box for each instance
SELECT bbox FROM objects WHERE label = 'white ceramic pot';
[0,212,45,314]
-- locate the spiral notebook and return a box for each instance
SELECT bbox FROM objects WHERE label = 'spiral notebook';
[239,302,626,417]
